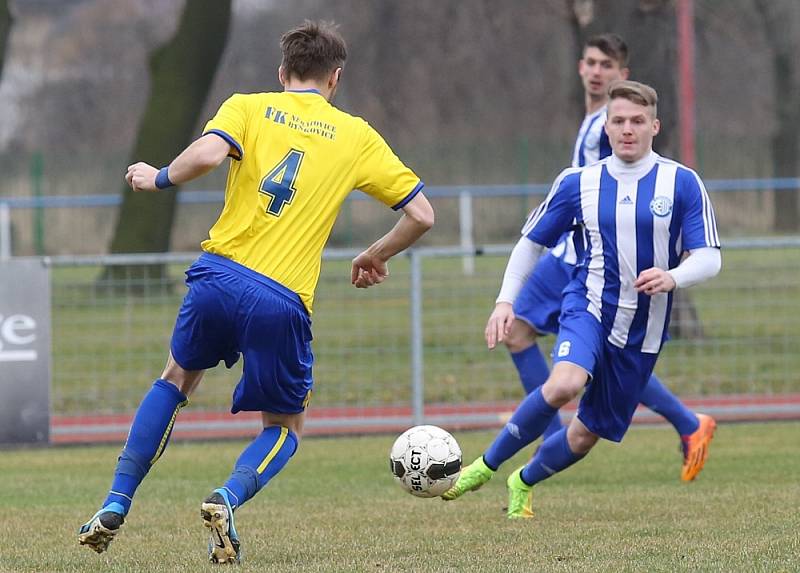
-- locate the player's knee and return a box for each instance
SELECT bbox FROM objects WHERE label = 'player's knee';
[160,369,202,397]
[262,411,305,442]
[542,381,579,407]
[503,320,537,353]
[542,365,587,407]
[161,353,204,396]
[566,423,599,455]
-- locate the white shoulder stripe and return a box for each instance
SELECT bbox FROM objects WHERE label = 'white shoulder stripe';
[688,168,720,247]
[521,167,582,236]
[665,159,720,248]
[580,164,604,320]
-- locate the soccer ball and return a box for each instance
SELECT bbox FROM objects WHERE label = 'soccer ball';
[389,425,462,498]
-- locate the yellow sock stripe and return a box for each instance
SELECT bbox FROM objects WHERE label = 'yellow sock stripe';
[150,399,188,465]
[256,426,289,474]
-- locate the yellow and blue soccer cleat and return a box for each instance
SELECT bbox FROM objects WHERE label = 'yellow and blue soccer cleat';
[681,413,717,482]
[78,503,125,553]
[506,468,534,519]
[201,489,241,564]
[441,456,494,501]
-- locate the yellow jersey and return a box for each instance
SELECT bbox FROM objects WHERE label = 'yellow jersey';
[200,90,422,313]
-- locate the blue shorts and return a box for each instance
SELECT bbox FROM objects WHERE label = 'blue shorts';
[552,308,658,442]
[513,252,573,335]
[170,253,314,415]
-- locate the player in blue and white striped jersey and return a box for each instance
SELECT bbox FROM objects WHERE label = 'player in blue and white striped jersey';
[504,34,716,484]
[502,35,630,439]
[571,33,623,168]
[443,81,721,518]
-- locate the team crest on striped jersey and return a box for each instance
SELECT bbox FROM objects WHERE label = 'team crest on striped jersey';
[649,195,673,217]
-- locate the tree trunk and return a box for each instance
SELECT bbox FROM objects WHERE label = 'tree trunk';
[568,0,679,157]
[0,0,13,78]
[102,0,231,288]
[754,0,800,232]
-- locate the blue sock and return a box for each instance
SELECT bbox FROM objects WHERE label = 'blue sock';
[221,426,298,510]
[542,410,564,440]
[484,387,558,470]
[103,379,188,515]
[520,427,584,485]
[510,343,550,394]
[511,344,562,439]
[639,374,699,436]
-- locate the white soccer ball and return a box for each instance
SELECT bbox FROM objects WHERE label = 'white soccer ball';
[389,425,462,498]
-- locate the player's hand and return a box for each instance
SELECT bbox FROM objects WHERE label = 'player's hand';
[125,162,159,192]
[634,267,676,295]
[485,302,514,350]
[351,251,388,289]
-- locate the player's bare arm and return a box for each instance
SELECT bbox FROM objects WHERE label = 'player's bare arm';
[125,134,231,193]
[351,192,434,289]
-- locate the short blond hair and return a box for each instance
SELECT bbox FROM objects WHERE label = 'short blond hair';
[608,80,658,116]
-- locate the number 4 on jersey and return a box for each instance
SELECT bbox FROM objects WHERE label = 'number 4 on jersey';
[259,149,304,216]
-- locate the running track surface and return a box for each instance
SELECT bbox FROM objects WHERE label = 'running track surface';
[50,394,800,444]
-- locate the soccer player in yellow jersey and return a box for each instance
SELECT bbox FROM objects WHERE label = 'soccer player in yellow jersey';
[79,21,433,564]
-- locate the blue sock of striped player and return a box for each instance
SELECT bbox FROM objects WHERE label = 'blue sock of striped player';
[220,425,299,510]
[483,387,558,470]
[102,379,188,515]
[519,427,584,485]
[510,344,562,440]
[510,343,550,394]
[542,409,564,440]
[639,374,699,436]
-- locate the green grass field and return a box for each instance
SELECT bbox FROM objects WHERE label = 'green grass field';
[1,421,797,572]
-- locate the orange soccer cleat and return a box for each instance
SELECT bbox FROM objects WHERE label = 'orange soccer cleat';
[680,413,717,482]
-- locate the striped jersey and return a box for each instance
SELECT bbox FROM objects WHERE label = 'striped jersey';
[522,152,720,353]
[554,106,613,265]
[571,106,611,168]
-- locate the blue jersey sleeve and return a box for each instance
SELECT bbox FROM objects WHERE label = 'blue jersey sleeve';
[521,168,582,248]
[676,167,720,250]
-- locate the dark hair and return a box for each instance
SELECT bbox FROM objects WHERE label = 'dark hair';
[280,20,347,82]
[584,33,629,67]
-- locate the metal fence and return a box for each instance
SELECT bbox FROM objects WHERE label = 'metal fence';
[44,238,800,443]
[2,179,800,257]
